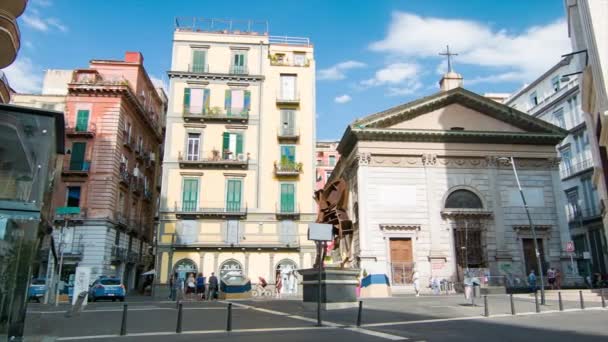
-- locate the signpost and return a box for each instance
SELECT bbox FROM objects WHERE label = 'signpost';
[566,241,575,275]
[307,223,333,327]
[53,207,80,306]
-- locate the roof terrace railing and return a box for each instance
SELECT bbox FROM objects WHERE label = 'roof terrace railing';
[269,35,311,47]
[174,17,269,35]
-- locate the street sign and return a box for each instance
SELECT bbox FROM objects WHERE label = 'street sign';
[566,241,575,253]
[56,206,80,216]
[308,223,333,241]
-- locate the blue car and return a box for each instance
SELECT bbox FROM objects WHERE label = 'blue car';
[28,278,47,302]
[88,277,126,302]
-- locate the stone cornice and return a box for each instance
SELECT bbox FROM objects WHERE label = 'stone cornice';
[367,155,559,170]
[168,71,265,83]
[379,224,421,231]
[512,225,552,235]
[441,209,493,218]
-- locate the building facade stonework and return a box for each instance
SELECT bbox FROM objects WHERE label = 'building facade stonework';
[330,79,574,295]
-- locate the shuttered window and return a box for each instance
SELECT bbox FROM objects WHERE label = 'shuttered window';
[226,179,242,212]
[280,183,295,213]
[182,178,198,212]
[75,110,89,132]
[69,142,86,171]
[192,50,206,73]
[222,132,243,160]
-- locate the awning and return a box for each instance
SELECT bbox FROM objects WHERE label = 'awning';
[141,270,155,276]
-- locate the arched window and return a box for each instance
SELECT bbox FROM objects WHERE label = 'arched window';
[173,259,197,280]
[445,189,483,209]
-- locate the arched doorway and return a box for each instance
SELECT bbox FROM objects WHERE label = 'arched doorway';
[444,189,486,281]
[173,259,197,283]
[219,259,244,284]
[275,259,298,295]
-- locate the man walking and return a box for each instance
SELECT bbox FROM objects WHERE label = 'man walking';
[208,272,218,300]
[547,267,556,290]
[528,270,537,293]
[196,273,206,300]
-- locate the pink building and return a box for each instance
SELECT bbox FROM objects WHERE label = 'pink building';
[315,141,340,190]
[48,52,166,290]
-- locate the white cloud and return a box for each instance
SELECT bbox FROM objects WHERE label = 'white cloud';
[23,41,34,49]
[3,57,43,93]
[318,60,366,81]
[370,12,570,83]
[21,6,68,33]
[34,0,53,7]
[360,63,422,97]
[47,18,68,32]
[334,94,352,104]
[21,14,49,31]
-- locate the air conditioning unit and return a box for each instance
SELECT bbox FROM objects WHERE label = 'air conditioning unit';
[237,153,246,162]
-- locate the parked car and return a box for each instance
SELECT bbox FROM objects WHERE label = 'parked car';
[28,278,47,302]
[88,277,126,302]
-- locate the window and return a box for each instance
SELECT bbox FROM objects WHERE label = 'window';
[280,183,295,213]
[182,178,199,212]
[280,145,296,164]
[280,110,295,136]
[329,155,336,166]
[138,136,143,152]
[75,110,89,132]
[125,122,132,142]
[114,231,120,246]
[529,92,538,106]
[183,88,210,115]
[581,178,597,214]
[231,52,247,74]
[118,191,125,214]
[279,220,297,244]
[325,170,332,180]
[294,53,306,66]
[191,50,207,73]
[566,188,580,219]
[66,186,81,207]
[186,133,201,161]
[551,75,560,92]
[280,75,297,100]
[316,159,322,166]
[69,142,87,171]
[553,108,566,129]
[225,220,241,244]
[561,147,573,171]
[224,89,250,116]
[226,179,242,212]
[573,130,590,154]
[222,132,243,160]
[444,190,483,209]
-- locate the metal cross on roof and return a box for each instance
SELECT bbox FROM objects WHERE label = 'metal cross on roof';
[439,45,458,73]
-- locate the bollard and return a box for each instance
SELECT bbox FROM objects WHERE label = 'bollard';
[601,288,606,309]
[120,304,128,336]
[226,303,232,332]
[483,295,489,317]
[176,303,183,333]
[176,299,180,309]
[534,292,540,313]
[356,300,363,327]
[510,294,516,315]
[558,292,563,311]
[579,290,585,310]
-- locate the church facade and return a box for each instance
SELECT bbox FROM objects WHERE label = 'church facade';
[329,74,575,295]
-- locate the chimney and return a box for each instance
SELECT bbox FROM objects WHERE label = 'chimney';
[439,71,463,92]
[124,51,144,65]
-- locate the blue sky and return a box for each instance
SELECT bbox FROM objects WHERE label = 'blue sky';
[5,0,571,140]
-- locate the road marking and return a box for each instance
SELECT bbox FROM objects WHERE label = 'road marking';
[345,327,408,340]
[29,306,242,314]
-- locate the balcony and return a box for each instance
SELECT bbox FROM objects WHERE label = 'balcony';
[135,147,145,161]
[229,65,248,75]
[127,251,140,264]
[0,10,20,69]
[114,211,129,228]
[62,160,91,177]
[187,63,209,74]
[66,122,96,138]
[528,79,578,116]
[276,91,300,106]
[143,188,153,202]
[274,161,303,177]
[178,150,249,170]
[183,107,249,124]
[173,232,299,249]
[53,208,88,223]
[0,70,10,103]
[276,203,300,220]
[111,245,128,263]
[269,54,310,67]
[119,164,132,186]
[560,158,594,179]
[277,126,300,142]
[130,177,144,196]
[171,201,248,220]
[122,132,135,150]
[567,205,602,224]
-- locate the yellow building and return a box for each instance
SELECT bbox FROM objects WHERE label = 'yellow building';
[155,18,316,296]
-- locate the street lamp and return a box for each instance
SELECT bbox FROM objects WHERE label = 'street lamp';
[498,156,546,305]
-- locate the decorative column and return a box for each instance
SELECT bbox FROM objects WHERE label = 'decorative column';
[244,252,250,276]
[549,158,573,274]
[213,252,219,274]
[269,253,275,283]
[486,156,510,260]
[423,154,445,260]
[198,252,205,275]
[355,152,371,255]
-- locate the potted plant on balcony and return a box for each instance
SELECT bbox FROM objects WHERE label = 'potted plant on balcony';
[211,148,221,161]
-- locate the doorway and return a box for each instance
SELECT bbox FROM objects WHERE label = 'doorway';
[389,238,413,285]
[522,238,546,276]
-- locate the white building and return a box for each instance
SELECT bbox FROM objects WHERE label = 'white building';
[505,57,607,276]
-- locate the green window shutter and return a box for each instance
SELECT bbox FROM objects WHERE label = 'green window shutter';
[222,132,230,159]
[183,88,191,114]
[182,179,198,211]
[242,90,251,115]
[203,88,210,114]
[281,184,295,213]
[226,179,242,212]
[236,134,243,155]
[224,89,232,115]
[192,50,205,72]
[70,142,86,171]
[75,110,89,132]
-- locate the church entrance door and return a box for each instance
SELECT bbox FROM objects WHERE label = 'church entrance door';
[390,238,413,285]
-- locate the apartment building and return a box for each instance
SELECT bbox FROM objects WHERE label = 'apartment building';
[315,141,340,190]
[155,18,316,296]
[0,0,27,103]
[505,56,607,276]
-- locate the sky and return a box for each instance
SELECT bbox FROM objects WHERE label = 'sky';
[4,0,572,140]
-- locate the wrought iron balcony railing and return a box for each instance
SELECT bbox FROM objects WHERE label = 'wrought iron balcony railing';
[229,65,248,75]
[275,203,300,219]
[560,158,594,179]
[274,161,303,176]
[66,122,96,138]
[277,126,300,141]
[276,91,300,105]
[182,107,249,123]
[566,205,602,223]
[170,201,248,219]
[178,150,249,169]
[63,160,91,177]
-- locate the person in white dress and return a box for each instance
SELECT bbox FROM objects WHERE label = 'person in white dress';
[412,268,420,297]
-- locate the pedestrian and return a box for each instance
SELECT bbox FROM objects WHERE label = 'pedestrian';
[431,277,440,295]
[168,275,175,300]
[186,273,196,299]
[528,270,537,293]
[275,271,283,298]
[196,273,206,300]
[412,268,420,297]
[208,272,218,300]
[547,267,556,290]
[555,269,562,290]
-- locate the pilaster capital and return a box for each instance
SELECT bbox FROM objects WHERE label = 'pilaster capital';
[357,152,372,166]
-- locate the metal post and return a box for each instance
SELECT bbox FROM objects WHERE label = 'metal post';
[510,294,516,315]
[176,303,183,333]
[120,304,128,336]
[316,241,323,327]
[509,157,545,305]
[226,303,232,331]
[601,288,606,308]
[356,300,363,327]
[54,218,68,307]
[579,290,585,309]
[558,292,563,311]
[534,291,540,313]
[483,295,489,317]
